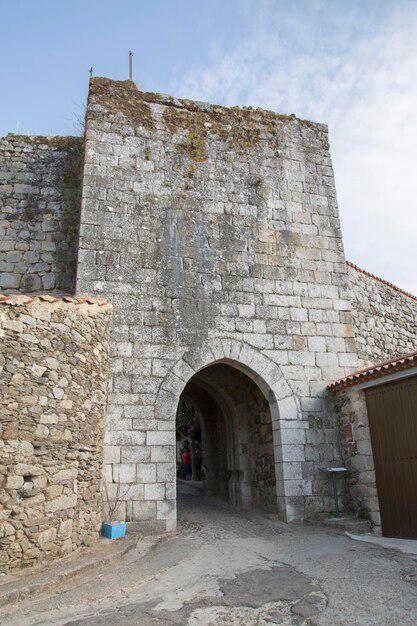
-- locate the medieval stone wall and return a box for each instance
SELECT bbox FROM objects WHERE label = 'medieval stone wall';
[0,295,112,572]
[0,134,83,294]
[76,78,358,528]
[348,262,417,366]
[3,77,415,537]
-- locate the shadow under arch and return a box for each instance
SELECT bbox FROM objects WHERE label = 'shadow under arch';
[157,338,305,524]
[177,363,279,513]
[179,378,238,503]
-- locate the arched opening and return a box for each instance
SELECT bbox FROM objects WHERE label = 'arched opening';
[175,362,278,513]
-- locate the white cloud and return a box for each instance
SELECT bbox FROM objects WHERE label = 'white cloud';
[176,2,417,294]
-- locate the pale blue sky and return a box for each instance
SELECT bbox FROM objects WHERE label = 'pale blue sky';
[2,0,417,294]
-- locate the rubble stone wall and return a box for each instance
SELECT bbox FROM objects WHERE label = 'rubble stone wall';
[0,295,112,572]
[0,134,83,294]
[348,262,417,366]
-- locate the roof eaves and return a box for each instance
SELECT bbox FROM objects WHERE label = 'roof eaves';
[0,293,111,307]
[328,350,417,392]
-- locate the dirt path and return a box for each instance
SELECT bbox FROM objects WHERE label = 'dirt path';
[1,482,416,625]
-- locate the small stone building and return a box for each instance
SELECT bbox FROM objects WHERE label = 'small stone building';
[1,77,416,569]
[329,350,417,539]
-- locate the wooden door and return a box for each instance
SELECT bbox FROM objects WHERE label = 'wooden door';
[365,376,417,538]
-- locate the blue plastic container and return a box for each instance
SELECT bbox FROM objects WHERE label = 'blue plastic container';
[103,521,127,539]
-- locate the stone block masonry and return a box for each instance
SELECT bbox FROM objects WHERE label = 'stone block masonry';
[76,78,360,528]
[0,134,83,294]
[0,294,112,572]
[348,262,417,366]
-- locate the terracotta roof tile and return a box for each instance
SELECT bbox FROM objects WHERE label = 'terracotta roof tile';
[14,295,37,304]
[38,294,61,302]
[0,293,111,308]
[75,297,103,304]
[328,350,417,392]
[4,294,37,306]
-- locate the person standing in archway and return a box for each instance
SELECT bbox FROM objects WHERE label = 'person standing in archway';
[182,443,192,480]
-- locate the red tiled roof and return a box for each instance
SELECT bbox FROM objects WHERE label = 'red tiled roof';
[328,350,417,392]
[0,293,110,306]
[347,261,417,302]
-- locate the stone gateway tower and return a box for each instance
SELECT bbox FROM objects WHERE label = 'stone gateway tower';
[75,78,358,531]
[1,78,416,565]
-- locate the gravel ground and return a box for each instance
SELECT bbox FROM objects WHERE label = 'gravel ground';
[1,481,416,626]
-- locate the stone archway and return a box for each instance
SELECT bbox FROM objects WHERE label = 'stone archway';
[177,363,279,513]
[156,338,308,525]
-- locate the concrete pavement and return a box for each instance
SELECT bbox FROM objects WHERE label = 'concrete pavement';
[0,481,416,625]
